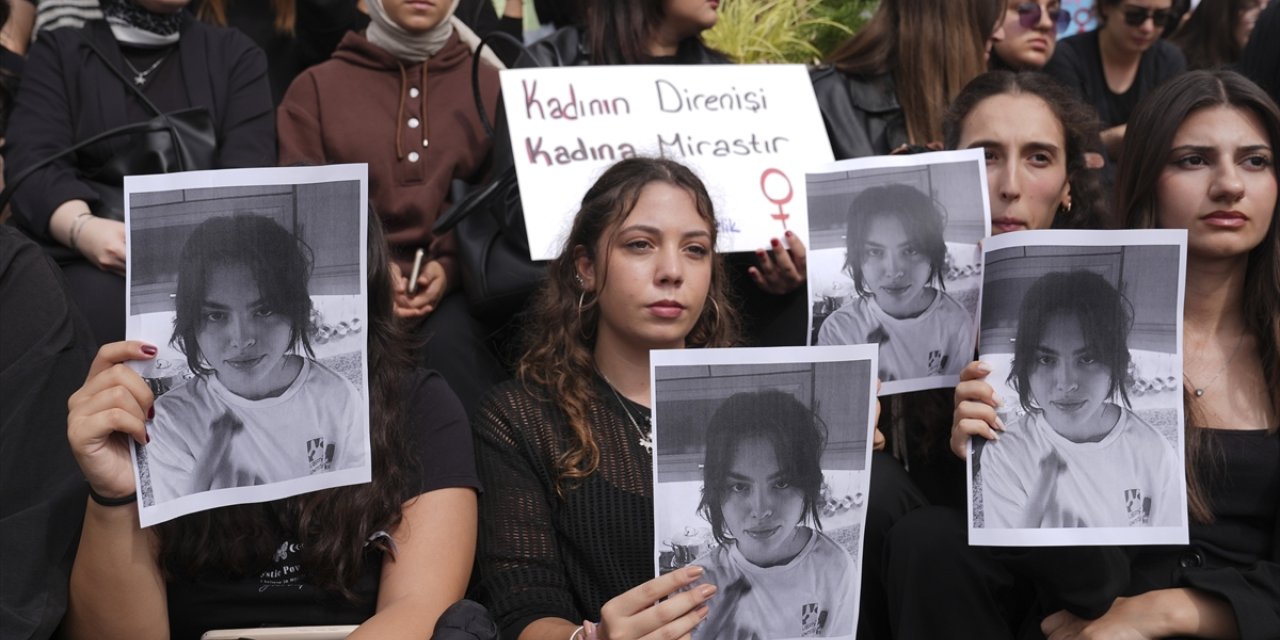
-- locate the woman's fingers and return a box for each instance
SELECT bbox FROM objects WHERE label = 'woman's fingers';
[608,566,705,615]
[950,389,1006,458]
[601,566,712,639]
[638,602,710,640]
[958,360,992,383]
[82,341,156,383]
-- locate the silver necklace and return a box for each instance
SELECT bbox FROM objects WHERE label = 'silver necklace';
[600,374,653,455]
[122,53,168,86]
[1185,331,1246,397]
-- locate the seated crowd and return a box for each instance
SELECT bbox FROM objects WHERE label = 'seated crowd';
[0,0,1277,639]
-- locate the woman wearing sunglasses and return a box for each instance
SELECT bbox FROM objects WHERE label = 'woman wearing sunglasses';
[991,0,1072,71]
[1044,0,1185,161]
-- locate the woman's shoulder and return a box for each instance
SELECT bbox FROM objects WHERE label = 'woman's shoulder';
[809,66,900,114]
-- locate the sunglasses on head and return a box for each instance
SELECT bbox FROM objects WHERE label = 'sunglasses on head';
[1016,3,1072,34]
[1120,5,1174,28]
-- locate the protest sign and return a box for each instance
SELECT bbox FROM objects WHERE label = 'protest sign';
[500,64,834,260]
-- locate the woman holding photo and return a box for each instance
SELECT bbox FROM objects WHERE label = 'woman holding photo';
[472,157,741,640]
[891,69,1278,639]
[62,217,479,638]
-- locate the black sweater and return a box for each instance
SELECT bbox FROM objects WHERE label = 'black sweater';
[473,378,654,639]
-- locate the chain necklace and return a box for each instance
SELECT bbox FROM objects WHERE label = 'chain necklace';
[1184,331,1246,398]
[600,373,653,455]
[122,52,169,86]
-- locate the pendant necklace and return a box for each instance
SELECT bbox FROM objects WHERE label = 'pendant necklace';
[600,373,653,455]
[1184,331,1246,398]
[122,52,169,86]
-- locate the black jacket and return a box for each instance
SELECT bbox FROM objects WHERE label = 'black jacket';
[5,15,275,241]
[810,66,907,160]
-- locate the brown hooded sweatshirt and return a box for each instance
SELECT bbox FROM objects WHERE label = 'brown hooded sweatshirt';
[277,29,500,284]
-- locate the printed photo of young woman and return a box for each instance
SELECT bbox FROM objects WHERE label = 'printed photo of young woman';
[124,165,371,527]
[806,150,990,395]
[968,229,1189,547]
[652,345,878,640]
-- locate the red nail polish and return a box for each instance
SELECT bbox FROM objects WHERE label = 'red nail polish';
[771,238,781,246]
[148,407,155,420]
[785,230,794,238]
[145,432,151,444]
[141,344,158,356]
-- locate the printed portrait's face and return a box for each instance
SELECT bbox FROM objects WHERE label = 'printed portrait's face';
[578,182,713,353]
[196,263,298,400]
[960,93,1071,234]
[1156,105,1276,262]
[1028,311,1113,437]
[861,215,934,318]
[721,435,808,567]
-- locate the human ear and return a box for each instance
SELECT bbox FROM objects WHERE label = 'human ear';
[573,245,596,292]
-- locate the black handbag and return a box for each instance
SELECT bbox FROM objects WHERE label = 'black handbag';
[0,34,216,262]
[432,32,556,322]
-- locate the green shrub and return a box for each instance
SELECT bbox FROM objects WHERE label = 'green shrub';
[704,0,879,64]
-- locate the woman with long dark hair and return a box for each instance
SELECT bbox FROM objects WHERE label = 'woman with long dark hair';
[473,157,741,640]
[1169,0,1267,70]
[811,0,1006,158]
[62,216,479,638]
[925,69,1278,640]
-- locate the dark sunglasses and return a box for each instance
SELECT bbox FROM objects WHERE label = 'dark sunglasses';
[1121,5,1174,28]
[1016,3,1072,34]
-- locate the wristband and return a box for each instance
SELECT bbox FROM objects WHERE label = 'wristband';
[88,484,137,507]
[68,211,94,252]
[569,625,584,640]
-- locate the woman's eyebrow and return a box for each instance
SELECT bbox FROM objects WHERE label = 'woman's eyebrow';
[726,470,786,481]
[1020,142,1061,155]
[616,224,711,240]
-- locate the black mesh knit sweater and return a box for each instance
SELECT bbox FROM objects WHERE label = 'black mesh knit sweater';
[473,378,654,639]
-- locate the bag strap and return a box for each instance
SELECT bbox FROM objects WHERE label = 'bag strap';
[470,31,539,139]
[0,108,206,215]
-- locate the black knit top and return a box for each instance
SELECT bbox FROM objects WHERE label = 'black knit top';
[473,378,654,639]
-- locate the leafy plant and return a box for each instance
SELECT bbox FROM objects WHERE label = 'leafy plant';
[704,0,879,64]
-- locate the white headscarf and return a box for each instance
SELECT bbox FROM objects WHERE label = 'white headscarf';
[365,0,461,63]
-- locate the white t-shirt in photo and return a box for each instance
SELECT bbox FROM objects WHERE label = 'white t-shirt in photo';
[144,357,364,505]
[691,527,856,639]
[979,407,1181,529]
[816,291,974,381]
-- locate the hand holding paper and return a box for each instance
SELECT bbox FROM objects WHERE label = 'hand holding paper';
[67,341,156,500]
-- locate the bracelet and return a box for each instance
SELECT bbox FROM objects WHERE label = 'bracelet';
[68,211,94,252]
[569,625,584,640]
[88,484,137,507]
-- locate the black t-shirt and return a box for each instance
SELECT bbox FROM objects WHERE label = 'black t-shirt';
[164,369,479,639]
[1043,29,1187,128]
[1129,428,1280,639]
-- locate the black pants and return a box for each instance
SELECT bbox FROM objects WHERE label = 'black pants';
[859,450,929,640]
[884,506,1129,640]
